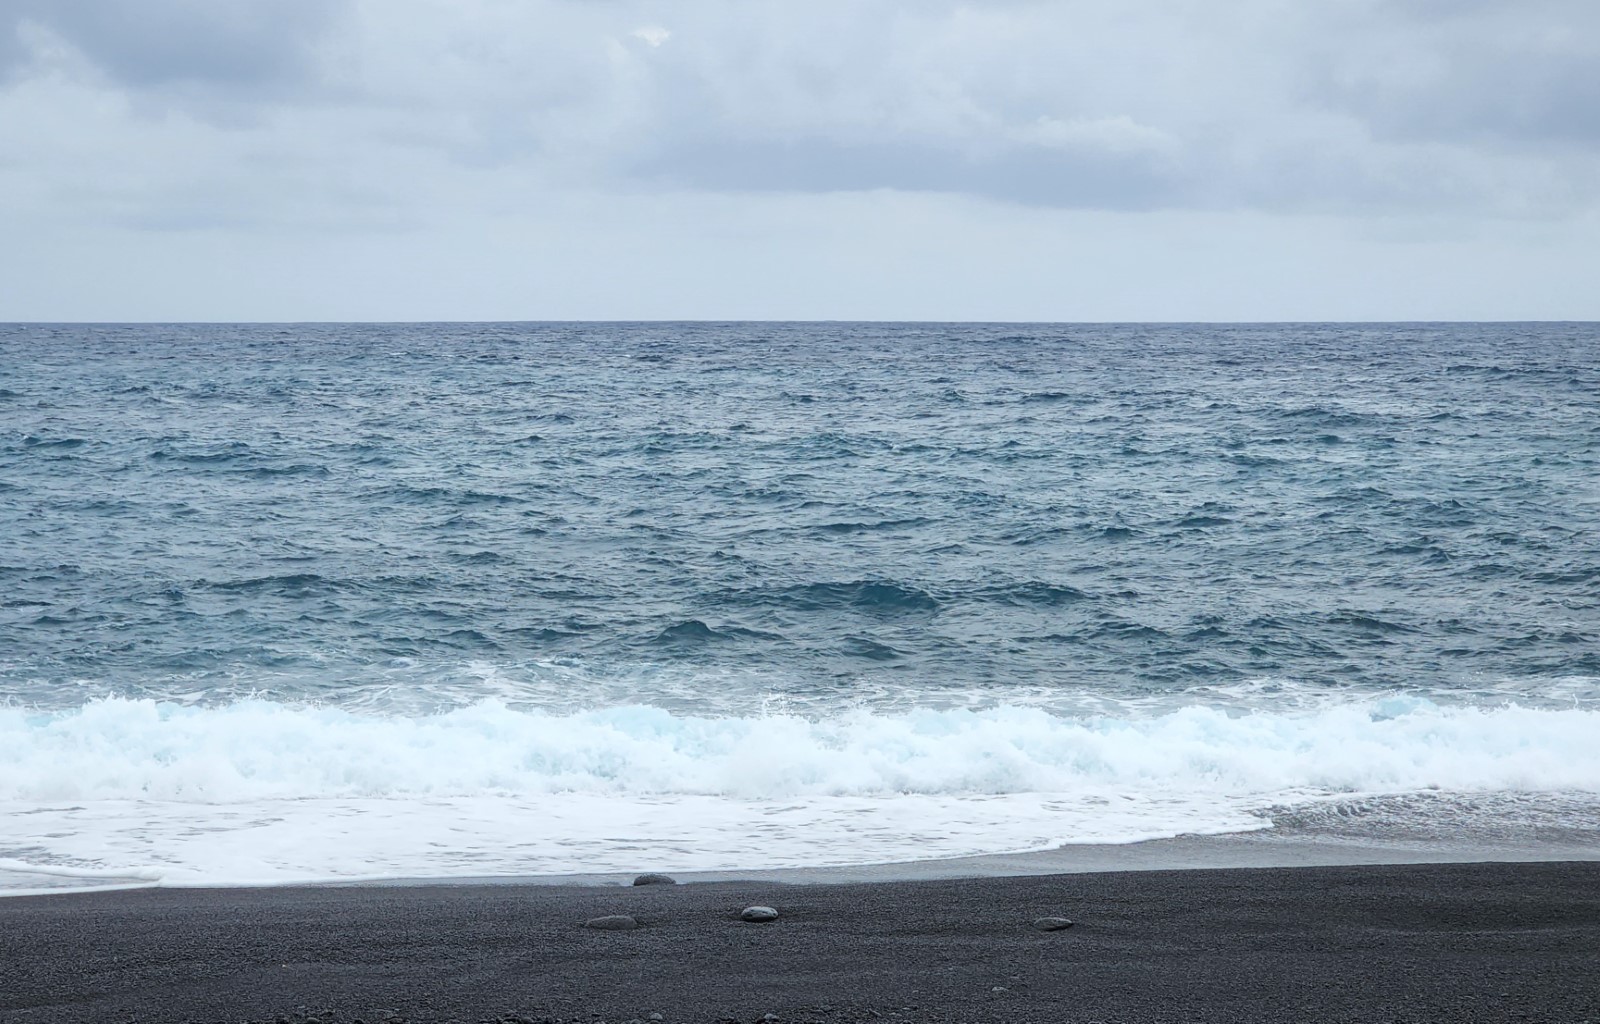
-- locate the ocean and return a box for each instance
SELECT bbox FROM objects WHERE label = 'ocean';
[2,321,1597,893]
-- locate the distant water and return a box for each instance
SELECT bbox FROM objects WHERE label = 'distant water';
[2,322,1597,891]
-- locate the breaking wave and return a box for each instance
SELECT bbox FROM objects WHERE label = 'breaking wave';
[4,695,1598,803]
[2,694,1597,892]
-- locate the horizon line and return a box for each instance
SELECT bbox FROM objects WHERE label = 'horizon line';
[4,318,1596,327]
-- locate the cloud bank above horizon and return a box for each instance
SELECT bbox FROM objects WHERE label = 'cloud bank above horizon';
[3,0,1597,321]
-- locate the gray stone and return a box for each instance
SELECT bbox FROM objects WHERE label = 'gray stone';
[740,905,780,923]
[1031,916,1074,931]
[632,873,677,886]
[585,914,640,930]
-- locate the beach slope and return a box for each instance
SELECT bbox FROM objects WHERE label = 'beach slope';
[4,861,1597,1023]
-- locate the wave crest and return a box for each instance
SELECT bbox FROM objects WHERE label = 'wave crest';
[4,696,1596,804]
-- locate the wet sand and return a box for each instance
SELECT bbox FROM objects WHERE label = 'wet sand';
[4,861,1598,1023]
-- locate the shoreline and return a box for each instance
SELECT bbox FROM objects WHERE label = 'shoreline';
[472,825,1600,888]
[8,820,1600,898]
[5,859,1598,1023]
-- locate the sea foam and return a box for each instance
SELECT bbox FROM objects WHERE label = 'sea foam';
[2,695,1596,890]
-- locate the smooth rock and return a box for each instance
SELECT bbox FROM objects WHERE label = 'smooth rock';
[1031,916,1074,931]
[632,873,677,886]
[740,905,780,923]
[585,914,640,930]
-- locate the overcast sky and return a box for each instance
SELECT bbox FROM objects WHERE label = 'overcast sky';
[3,0,1597,321]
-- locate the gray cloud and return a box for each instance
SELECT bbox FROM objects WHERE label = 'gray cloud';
[4,0,1597,215]
[3,0,342,96]
[1310,0,1600,149]
[1,0,1597,320]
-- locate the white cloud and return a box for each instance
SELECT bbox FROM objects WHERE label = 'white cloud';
[1017,115,1178,157]
[632,25,670,48]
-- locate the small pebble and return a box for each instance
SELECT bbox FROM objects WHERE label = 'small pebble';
[585,914,640,930]
[1031,916,1074,931]
[740,905,779,923]
[633,873,677,886]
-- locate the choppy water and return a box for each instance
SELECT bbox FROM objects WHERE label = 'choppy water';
[2,322,1597,890]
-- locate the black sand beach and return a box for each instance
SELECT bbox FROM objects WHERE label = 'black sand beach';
[4,861,1598,1023]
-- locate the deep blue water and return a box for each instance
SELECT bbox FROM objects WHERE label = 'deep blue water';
[3,322,1596,710]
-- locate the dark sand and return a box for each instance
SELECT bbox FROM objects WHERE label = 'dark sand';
[4,861,1598,1023]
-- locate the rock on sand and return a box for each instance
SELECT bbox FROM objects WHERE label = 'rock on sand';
[585,914,640,930]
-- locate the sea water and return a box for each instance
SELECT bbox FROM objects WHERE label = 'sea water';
[2,322,1597,891]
